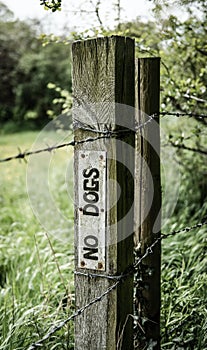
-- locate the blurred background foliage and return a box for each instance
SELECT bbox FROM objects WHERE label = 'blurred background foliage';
[0,1,71,132]
[1,0,207,131]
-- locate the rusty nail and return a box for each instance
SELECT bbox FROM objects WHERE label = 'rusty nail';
[98,262,103,269]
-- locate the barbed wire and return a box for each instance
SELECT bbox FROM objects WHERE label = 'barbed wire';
[1,111,207,164]
[162,220,207,237]
[159,111,207,119]
[28,220,207,349]
[0,114,156,164]
[0,134,112,164]
[134,220,207,269]
[28,280,119,350]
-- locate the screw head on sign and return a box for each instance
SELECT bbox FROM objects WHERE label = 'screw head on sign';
[80,261,85,267]
[98,262,103,270]
[81,154,85,158]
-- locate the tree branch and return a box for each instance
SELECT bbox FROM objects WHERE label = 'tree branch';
[95,0,103,26]
[40,0,61,12]
[196,47,207,56]
[169,140,207,155]
[183,93,207,103]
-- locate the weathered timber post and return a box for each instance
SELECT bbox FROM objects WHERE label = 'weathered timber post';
[134,58,161,349]
[72,37,135,350]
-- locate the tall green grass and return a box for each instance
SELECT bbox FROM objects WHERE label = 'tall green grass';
[160,117,207,349]
[161,225,207,349]
[0,132,74,349]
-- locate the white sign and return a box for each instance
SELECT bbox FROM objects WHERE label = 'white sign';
[77,151,106,270]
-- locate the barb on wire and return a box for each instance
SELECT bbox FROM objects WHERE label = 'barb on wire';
[27,219,207,349]
[135,113,157,131]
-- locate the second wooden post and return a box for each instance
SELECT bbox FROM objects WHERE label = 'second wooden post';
[134,57,161,349]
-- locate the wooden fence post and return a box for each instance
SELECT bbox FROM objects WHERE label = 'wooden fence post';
[134,58,161,349]
[72,36,135,350]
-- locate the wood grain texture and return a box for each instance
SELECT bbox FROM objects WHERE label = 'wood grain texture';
[134,58,161,349]
[72,37,135,350]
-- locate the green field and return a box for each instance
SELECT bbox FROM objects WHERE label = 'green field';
[0,132,206,349]
[0,132,75,349]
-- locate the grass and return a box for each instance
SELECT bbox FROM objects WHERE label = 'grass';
[0,130,206,349]
[0,131,75,349]
[161,225,207,349]
[160,116,207,349]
